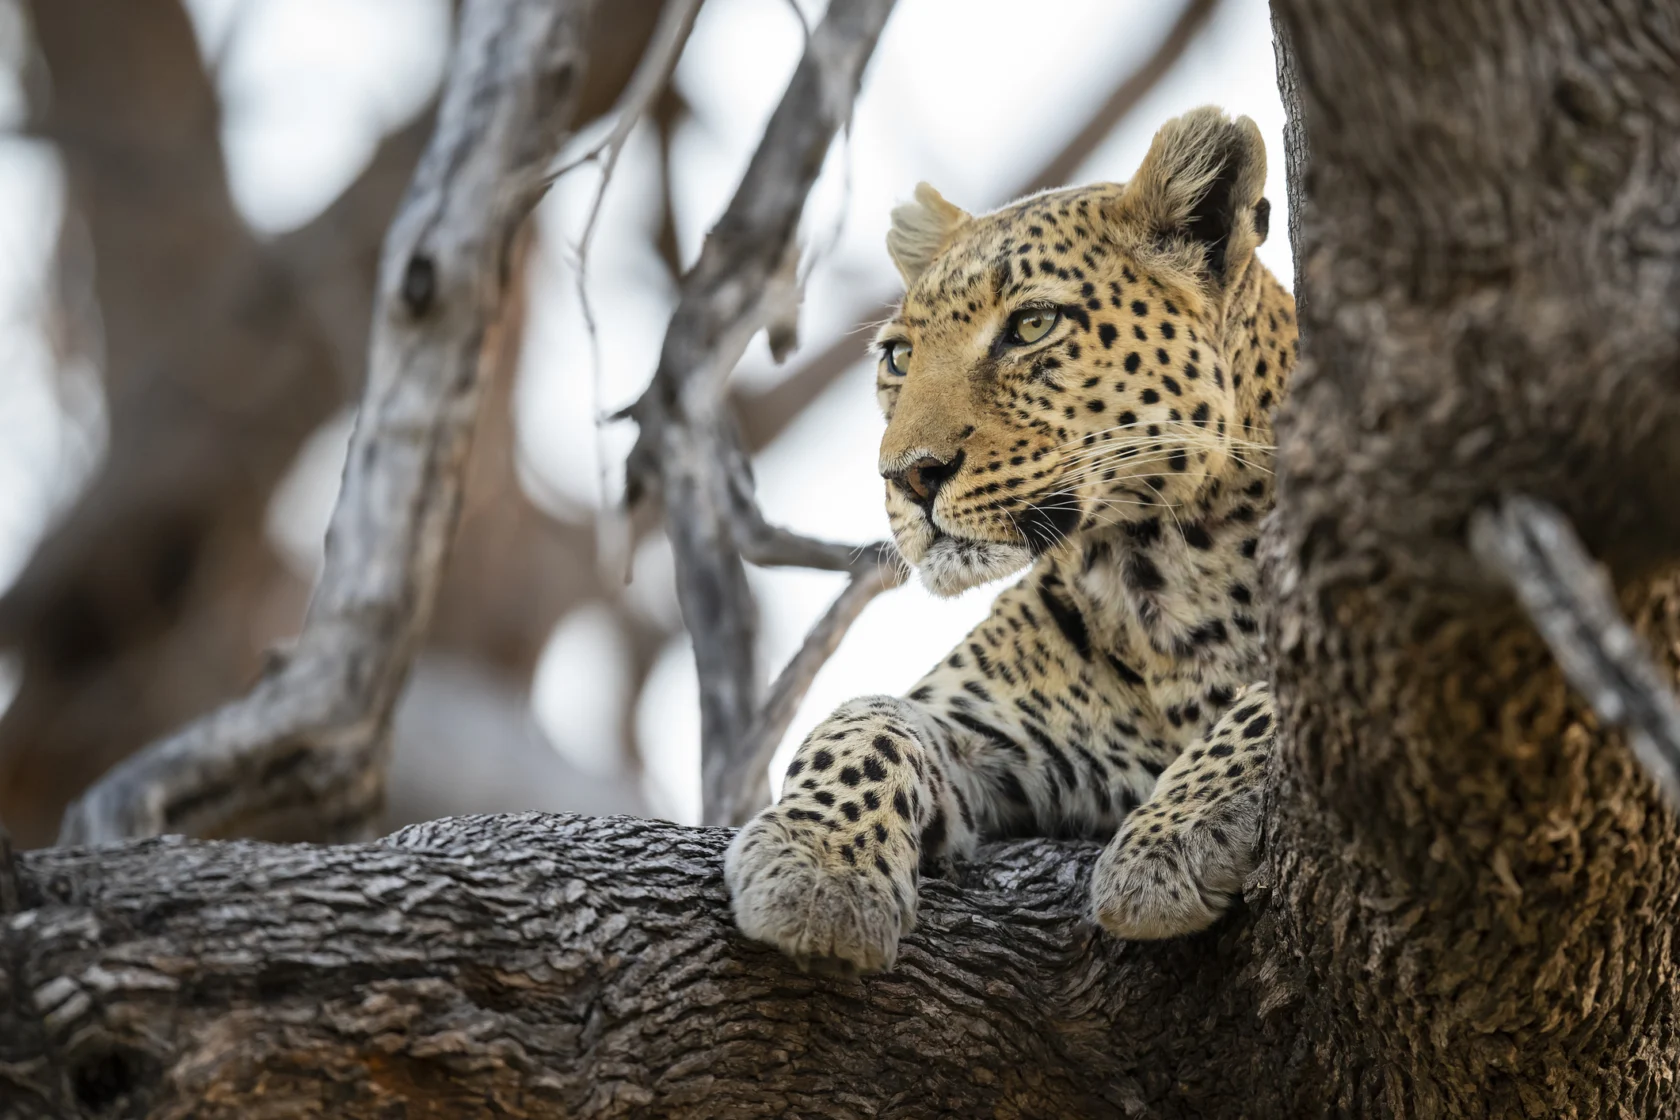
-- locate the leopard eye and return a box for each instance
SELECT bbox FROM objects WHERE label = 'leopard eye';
[885,340,912,376]
[1009,306,1060,345]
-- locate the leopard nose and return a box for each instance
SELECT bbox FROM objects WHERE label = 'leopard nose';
[885,453,960,504]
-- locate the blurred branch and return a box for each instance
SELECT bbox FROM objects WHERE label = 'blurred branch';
[59,0,598,846]
[731,0,1223,454]
[545,0,702,185]
[0,0,346,846]
[1470,496,1680,805]
[624,0,900,826]
[0,0,671,846]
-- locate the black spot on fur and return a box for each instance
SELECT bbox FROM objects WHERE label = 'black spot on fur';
[1037,585,1092,659]
[1105,654,1145,687]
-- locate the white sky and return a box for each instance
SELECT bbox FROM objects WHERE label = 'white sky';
[0,0,1290,825]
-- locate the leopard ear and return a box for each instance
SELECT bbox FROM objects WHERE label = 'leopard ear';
[887,182,970,286]
[1120,107,1268,282]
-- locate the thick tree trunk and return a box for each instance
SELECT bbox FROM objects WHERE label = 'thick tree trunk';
[1254,0,1680,1113]
[4,0,1680,1116]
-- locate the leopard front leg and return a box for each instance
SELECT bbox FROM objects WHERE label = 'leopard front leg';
[1092,683,1275,939]
[725,695,960,972]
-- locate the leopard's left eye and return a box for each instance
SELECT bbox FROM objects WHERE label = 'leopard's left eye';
[884,340,912,376]
[1009,307,1060,345]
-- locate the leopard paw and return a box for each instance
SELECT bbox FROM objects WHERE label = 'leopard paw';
[724,807,917,972]
[1090,789,1259,939]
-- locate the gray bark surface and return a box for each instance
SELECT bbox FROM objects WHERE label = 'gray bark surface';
[1253,0,1680,1112]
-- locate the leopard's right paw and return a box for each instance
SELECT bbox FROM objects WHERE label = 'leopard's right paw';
[724,808,917,973]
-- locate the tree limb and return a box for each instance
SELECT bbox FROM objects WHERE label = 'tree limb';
[1252,0,1680,1111]
[1470,495,1680,804]
[622,0,900,826]
[57,0,599,846]
[1,814,1267,1119]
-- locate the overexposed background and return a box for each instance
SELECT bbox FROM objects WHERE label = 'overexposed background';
[0,0,1290,828]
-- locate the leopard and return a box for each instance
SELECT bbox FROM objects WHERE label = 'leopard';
[725,107,1298,971]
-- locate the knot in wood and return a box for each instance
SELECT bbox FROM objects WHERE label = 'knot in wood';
[401,254,437,317]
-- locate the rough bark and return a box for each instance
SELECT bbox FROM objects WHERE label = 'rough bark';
[1,815,1267,1119]
[1471,496,1680,805]
[1251,0,1680,1112]
[56,0,599,847]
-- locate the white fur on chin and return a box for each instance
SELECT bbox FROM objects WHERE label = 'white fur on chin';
[916,536,1033,597]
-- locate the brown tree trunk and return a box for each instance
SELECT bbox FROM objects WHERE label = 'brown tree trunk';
[1254,0,1680,1112]
[4,0,1680,1115]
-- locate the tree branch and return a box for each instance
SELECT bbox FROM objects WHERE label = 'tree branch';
[623,0,899,826]
[57,0,598,846]
[0,0,346,847]
[1470,495,1680,804]
[1,815,1268,1118]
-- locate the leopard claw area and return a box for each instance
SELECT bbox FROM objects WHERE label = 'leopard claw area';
[1089,796,1259,940]
[724,811,915,973]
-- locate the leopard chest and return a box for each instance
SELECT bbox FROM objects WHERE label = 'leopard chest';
[1070,516,1266,750]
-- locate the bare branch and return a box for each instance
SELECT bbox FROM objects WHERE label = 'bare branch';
[58,0,599,846]
[542,0,703,187]
[1470,495,1680,805]
[622,0,898,826]
[731,0,1224,454]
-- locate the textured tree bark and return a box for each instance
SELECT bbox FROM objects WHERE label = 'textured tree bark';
[1252,0,1680,1112]
[1,815,1274,1119]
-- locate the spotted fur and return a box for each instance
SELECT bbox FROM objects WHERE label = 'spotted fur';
[726,107,1298,971]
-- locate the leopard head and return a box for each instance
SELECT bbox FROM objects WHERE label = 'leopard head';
[873,107,1273,596]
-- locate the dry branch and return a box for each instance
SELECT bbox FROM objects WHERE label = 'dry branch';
[622,0,900,826]
[726,560,900,826]
[57,0,599,846]
[1470,495,1680,804]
